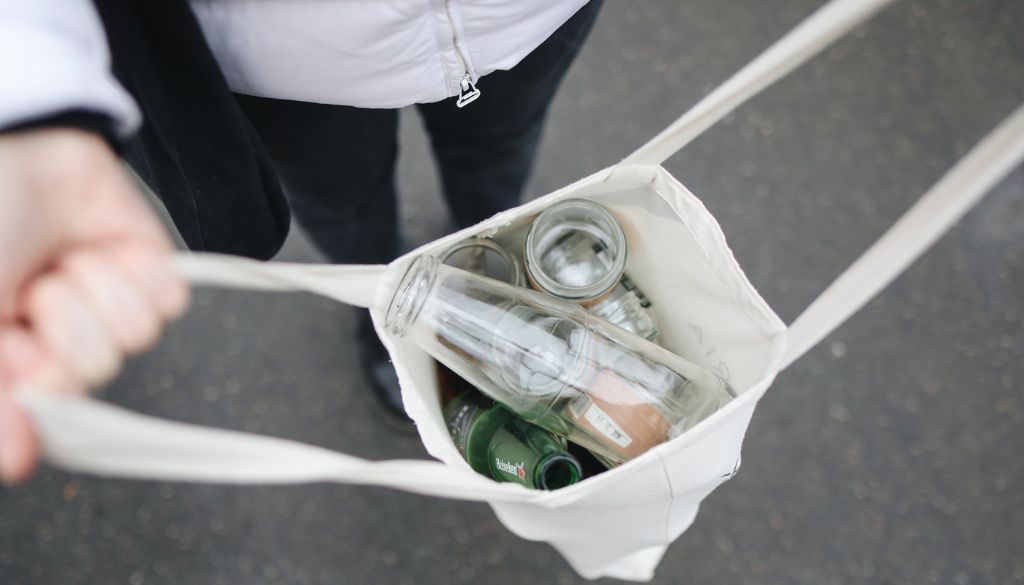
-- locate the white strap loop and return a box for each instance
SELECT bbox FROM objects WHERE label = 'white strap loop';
[783,103,1024,369]
[622,0,897,166]
[174,252,385,308]
[16,253,553,503]
[16,390,540,503]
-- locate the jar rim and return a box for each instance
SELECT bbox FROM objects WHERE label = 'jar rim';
[440,237,525,287]
[524,199,627,302]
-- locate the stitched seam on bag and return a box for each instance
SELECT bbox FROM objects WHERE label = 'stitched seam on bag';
[644,377,765,473]
[656,449,676,543]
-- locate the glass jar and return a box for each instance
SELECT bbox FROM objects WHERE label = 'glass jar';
[525,199,626,306]
[385,255,734,466]
[525,199,660,341]
[441,237,524,286]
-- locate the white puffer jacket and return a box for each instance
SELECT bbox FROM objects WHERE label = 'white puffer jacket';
[0,0,588,136]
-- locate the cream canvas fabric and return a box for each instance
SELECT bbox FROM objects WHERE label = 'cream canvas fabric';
[22,162,790,582]
[16,0,1024,580]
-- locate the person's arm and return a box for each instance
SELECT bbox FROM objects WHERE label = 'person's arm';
[0,1,188,484]
[0,0,139,135]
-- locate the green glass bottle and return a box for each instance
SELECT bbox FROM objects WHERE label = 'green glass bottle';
[444,392,582,490]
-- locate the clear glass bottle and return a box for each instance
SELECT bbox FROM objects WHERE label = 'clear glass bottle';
[524,199,660,341]
[444,391,582,490]
[385,255,734,466]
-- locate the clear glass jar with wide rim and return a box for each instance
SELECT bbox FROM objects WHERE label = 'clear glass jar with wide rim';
[524,199,660,342]
[524,198,627,306]
[441,236,525,287]
[385,255,734,466]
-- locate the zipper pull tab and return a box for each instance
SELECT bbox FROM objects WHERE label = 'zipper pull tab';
[456,75,481,108]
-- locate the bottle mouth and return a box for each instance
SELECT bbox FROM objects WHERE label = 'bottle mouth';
[536,453,582,490]
[525,199,627,303]
[385,255,439,337]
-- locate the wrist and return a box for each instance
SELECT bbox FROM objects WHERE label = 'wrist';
[0,109,120,153]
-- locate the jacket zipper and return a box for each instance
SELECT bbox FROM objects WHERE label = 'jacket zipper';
[443,1,481,108]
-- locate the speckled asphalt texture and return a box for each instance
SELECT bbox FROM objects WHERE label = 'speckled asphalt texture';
[2,1,1023,584]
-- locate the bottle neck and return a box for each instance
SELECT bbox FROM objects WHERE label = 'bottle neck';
[385,255,439,337]
[533,452,582,490]
[487,423,581,490]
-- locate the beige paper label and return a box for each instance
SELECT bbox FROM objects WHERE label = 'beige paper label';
[568,368,671,461]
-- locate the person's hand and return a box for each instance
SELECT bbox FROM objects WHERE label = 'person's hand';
[0,128,189,484]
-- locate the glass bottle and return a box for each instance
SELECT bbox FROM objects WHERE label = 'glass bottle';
[436,238,524,404]
[445,391,582,490]
[385,255,734,466]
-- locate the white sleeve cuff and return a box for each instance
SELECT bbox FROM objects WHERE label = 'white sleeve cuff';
[0,0,140,136]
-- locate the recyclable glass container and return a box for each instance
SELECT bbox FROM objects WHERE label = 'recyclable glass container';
[385,255,734,466]
[441,237,524,287]
[525,199,660,341]
[445,392,582,490]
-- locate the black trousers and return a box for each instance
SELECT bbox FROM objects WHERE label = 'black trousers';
[236,1,602,267]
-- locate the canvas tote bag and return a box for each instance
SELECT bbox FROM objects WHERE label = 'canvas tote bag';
[16,0,1024,580]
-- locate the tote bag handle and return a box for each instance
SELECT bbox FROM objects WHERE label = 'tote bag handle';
[781,104,1024,368]
[16,257,543,504]
[616,0,1024,368]
[174,253,384,308]
[622,0,897,166]
[18,0,1021,495]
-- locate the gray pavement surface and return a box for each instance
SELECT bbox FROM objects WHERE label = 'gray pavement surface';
[2,1,1023,584]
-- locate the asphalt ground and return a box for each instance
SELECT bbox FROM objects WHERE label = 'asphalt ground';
[2,1,1023,584]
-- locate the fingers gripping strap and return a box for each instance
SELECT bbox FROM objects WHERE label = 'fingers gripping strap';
[174,252,386,308]
[622,0,897,166]
[17,390,537,503]
[23,255,537,501]
[783,103,1024,369]
[21,254,533,499]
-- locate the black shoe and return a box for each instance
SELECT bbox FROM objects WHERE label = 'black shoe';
[358,312,415,429]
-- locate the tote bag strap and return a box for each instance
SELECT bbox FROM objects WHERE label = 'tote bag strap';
[615,0,1024,368]
[18,253,540,503]
[781,104,1024,369]
[174,252,386,308]
[17,391,535,502]
[622,0,897,166]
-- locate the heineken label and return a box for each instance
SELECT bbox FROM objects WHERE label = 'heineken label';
[494,457,527,481]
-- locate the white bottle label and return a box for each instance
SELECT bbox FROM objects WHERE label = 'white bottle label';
[583,402,633,448]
